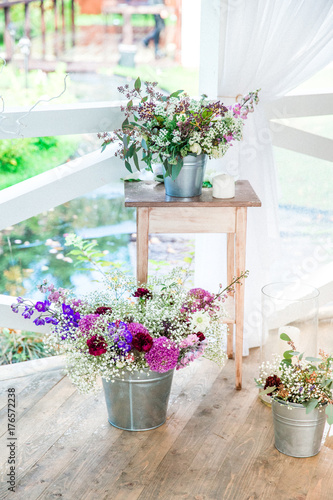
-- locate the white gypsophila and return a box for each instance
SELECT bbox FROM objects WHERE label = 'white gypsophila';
[257,354,282,385]
[188,131,201,146]
[203,323,228,366]
[189,100,202,113]
[154,129,170,148]
[172,130,182,143]
[155,102,167,117]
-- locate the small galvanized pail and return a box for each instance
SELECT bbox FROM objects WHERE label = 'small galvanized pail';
[102,369,174,431]
[162,154,207,198]
[272,399,327,457]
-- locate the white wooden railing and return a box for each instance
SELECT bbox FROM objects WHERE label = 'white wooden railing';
[0,93,332,331]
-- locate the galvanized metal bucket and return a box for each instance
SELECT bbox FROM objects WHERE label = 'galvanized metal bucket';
[272,399,327,457]
[102,369,174,431]
[162,154,207,197]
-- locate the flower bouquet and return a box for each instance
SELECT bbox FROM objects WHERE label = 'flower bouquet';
[256,333,333,456]
[99,78,260,181]
[12,234,248,396]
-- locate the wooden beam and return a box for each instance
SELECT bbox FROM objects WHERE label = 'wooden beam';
[0,101,123,140]
[270,123,333,162]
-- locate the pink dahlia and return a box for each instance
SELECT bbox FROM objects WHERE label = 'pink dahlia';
[78,314,100,335]
[145,336,179,373]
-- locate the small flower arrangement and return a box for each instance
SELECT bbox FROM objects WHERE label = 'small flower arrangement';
[12,234,248,393]
[256,333,333,424]
[99,78,260,180]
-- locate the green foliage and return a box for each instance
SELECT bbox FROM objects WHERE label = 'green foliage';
[0,327,53,365]
[0,135,79,188]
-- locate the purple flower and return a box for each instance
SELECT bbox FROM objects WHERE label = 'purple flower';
[22,307,34,319]
[35,300,50,313]
[108,321,133,353]
[61,303,80,328]
[17,297,24,303]
[11,304,19,313]
[145,337,179,373]
[62,304,74,315]
[45,317,59,325]
[33,317,45,326]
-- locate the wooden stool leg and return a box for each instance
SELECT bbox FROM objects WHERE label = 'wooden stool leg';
[235,207,247,390]
[227,233,235,359]
[136,207,149,285]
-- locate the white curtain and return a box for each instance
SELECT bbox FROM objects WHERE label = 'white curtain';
[196,0,333,350]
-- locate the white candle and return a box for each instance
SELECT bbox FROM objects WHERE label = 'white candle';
[278,326,301,355]
[212,174,235,199]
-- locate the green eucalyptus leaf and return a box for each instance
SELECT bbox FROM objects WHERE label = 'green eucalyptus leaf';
[171,157,183,180]
[122,118,129,132]
[325,405,333,425]
[125,160,132,172]
[283,350,294,360]
[134,77,141,90]
[133,150,140,171]
[259,386,276,396]
[303,399,319,414]
[305,357,322,363]
[169,90,184,98]
[280,333,291,342]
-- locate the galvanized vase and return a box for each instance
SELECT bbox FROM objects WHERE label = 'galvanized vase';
[162,154,207,197]
[272,399,327,457]
[102,368,174,431]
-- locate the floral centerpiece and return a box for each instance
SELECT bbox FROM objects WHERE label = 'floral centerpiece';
[98,78,260,180]
[12,234,248,395]
[256,333,333,425]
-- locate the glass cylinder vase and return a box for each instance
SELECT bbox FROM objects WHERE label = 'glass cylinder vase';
[261,282,319,364]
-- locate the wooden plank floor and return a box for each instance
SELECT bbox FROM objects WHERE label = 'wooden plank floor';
[0,350,332,500]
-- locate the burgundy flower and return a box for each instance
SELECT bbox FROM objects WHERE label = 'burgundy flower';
[132,332,153,352]
[94,306,112,315]
[196,332,206,342]
[133,288,152,300]
[87,335,108,356]
[128,323,153,352]
[264,375,281,391]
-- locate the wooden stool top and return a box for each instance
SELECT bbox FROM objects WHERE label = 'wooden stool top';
[124,180,262,208]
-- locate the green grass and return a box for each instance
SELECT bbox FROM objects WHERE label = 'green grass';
[0,136,80,190]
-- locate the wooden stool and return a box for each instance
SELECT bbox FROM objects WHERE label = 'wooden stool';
[125,180,261,389]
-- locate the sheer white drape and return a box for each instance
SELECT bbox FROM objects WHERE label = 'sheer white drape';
[196,0,333,350]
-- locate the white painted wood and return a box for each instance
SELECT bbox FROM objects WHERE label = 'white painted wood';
[199,0,226,98]
[0,101,123,139]
[0,355,66,381]
[0,144,126,230]
[181,0,201,69]
[265,92,333,119]
[269,123,333,161]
